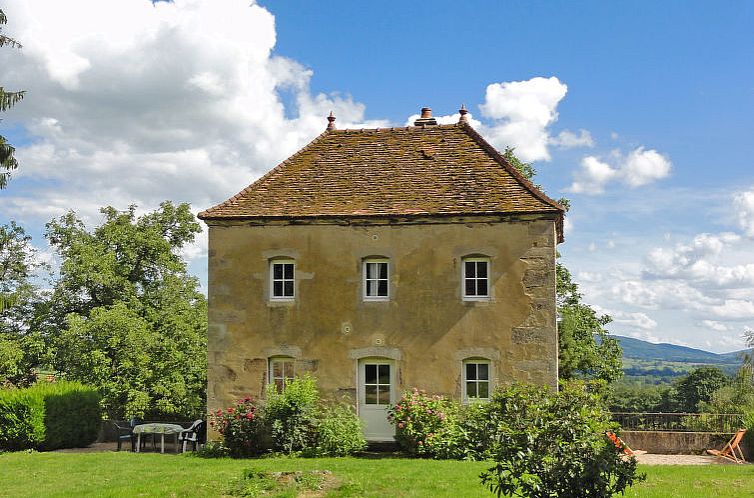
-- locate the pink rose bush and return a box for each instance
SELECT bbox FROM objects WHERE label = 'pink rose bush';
[209,396,264,457]
[387,388,459,457]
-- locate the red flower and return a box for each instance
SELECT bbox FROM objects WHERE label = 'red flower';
[245,412,253,420]
[227,407,235,414]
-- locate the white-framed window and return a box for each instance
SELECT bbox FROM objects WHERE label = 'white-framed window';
[270,259,295,300]
[463,360,491,401]
[269,357,295,392]
[363,258,389,300]
[463,257,490,299]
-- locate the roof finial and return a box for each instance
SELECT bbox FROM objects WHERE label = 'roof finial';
[458,104,468,123]
[326,111,336,130]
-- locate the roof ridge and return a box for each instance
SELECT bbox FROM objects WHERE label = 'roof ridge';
[198,129,333,219]
[330,123,461,133]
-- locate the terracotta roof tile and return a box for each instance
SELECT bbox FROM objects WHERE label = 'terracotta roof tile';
[199,122,565,240]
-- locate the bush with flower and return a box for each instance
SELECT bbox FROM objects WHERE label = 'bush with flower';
[387,388,458,457]
[209,396,265,457]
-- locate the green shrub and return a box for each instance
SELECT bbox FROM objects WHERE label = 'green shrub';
[0,381,100,451]
[480,382,645,498]
[194,440,230,458]
[264,375,319,454]
[309,403,366,456]
[0,387,45,450]
[210,397,265,458]
[37,382,101,450]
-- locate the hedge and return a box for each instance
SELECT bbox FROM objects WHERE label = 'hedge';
[0,381,101,451]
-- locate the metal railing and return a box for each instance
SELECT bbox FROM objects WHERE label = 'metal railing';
[611,412,743,433]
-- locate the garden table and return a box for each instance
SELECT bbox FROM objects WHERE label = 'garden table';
[133,423,185,453]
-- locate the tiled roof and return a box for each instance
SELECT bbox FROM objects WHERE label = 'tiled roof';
[199,122,565,240]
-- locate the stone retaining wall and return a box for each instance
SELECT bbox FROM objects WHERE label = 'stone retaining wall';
[622,431,751,459]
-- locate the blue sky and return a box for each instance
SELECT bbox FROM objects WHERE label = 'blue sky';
[1,0,753,351]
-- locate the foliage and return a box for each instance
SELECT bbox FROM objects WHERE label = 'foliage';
[0,9,25,189]
[264,375,319,454]
[37,202,207,419]
[36,381,101,450]
[557,264,623,384]
[0,386,44,450]
[699,332,754,418]
[194,440,231,459]
[673,366,729,413]
[0,222,47,387]
[608,383,679,413]
[503,147,537,184]
[387,388,458,457]
[480,382,644,498]
[0,381,100,451]
[210,397,265,458]
[309,403,366,457]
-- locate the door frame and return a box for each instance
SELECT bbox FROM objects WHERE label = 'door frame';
[356,357,396,442]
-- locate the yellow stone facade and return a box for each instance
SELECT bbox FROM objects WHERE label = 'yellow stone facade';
[205,214,559,428]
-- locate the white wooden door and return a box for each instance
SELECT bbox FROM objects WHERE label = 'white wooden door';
[358,359,395,441]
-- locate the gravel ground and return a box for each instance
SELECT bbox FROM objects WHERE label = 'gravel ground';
[635,453,735,465]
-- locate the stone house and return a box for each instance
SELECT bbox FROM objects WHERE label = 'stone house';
[198,107,565,441]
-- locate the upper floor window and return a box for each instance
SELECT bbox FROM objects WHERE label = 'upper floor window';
[464,360,491,401]
[270,259,295,300]
[363,258,389,301]
[463,257,490,299]
[269,357,295,392]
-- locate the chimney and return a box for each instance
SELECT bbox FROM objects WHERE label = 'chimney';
[413,107,438,126]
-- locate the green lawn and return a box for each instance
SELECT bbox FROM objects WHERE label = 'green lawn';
[1,452,753,497]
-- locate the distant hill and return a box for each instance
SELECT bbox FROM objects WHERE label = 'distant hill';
[611,335,751,383]
[614,335,748,364]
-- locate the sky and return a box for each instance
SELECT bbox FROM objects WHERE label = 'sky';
[1,0,753,352]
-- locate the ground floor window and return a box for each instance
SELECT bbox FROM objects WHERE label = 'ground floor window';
[269,357,295,391]
[464,360,490,401]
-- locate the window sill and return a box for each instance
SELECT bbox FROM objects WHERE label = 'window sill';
[363,297,390,303]
[268,299,296,307]
[462,296,492,303]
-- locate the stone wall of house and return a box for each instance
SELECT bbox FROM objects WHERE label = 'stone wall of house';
[205,217,558,422]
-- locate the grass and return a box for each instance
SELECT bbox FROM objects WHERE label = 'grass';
[1,451,753,497]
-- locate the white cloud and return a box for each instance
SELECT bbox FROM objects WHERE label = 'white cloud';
[644,232,754,288]
[404,78,583,164]
[611,310,658,330]
[701,320,728,332]
[478,76,568,162]
[567,156,618,194]
[734,188,754,237]
[550,129,594,149]
[567,147,672,194]
[623,147,673,187]
[0,0,386,224]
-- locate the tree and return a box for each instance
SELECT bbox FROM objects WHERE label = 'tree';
[0,9,25,188]
[674,366,729,413]
[41,202,207,418]
[557,264,623,383]
[0,222,41,384]
[504,148,622,383]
